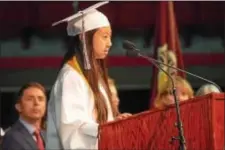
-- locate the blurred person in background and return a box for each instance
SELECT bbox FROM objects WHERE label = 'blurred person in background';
[108,77,120,114]
[2,82,46,150]
[195,84,221,96]
[108,77,132,119]
[153,76,194,109]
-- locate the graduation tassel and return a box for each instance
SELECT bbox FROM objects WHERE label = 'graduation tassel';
[81,11,91,70]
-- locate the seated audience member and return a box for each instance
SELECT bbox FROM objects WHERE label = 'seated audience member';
[108,78,120,110]
[108,77,132,119]
[195,84,221,96]
[154,76,194,109]
[2,82,47,150]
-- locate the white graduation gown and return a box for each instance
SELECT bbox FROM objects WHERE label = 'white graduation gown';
[45,64,114,149]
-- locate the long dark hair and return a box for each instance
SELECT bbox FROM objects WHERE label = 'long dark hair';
[61,30,118,124]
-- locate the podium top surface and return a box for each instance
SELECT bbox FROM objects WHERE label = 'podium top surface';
[103,92,224,126]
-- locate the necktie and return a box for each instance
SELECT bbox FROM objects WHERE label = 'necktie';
[34,130,45,150]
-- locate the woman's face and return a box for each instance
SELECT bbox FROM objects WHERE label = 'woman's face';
[93,26,112,59]
[162,92,174,105]
[176,83,190,102]
[162,84,190,106]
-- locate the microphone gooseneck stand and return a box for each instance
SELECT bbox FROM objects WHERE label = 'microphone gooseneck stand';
[138,53,186,150]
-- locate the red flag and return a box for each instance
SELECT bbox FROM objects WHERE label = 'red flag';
[149,1,185,108]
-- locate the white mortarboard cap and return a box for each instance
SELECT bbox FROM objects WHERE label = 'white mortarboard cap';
[52,1,110,36]
[52,1,110,70]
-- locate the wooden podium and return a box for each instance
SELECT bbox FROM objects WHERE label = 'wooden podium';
[99,93,224,150]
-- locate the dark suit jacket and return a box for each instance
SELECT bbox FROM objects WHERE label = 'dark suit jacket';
[1,121,43,150]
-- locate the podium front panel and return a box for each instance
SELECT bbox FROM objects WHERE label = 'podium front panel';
[99,93,224,150]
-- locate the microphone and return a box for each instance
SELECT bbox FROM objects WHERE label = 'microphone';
[123,40,141,57]
[123,40,187,150]
[123,40,137,51]
[122,40,221,91]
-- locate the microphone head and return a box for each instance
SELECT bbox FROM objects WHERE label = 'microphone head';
[122,40,139,57]
[123,40,136,50]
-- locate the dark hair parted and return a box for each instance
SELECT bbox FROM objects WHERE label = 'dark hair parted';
[62,30,118,124]
[17,82,46,102]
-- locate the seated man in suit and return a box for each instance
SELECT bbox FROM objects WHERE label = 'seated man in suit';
[2,82,46,150]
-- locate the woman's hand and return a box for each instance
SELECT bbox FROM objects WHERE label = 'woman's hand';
[116,113,132,120]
